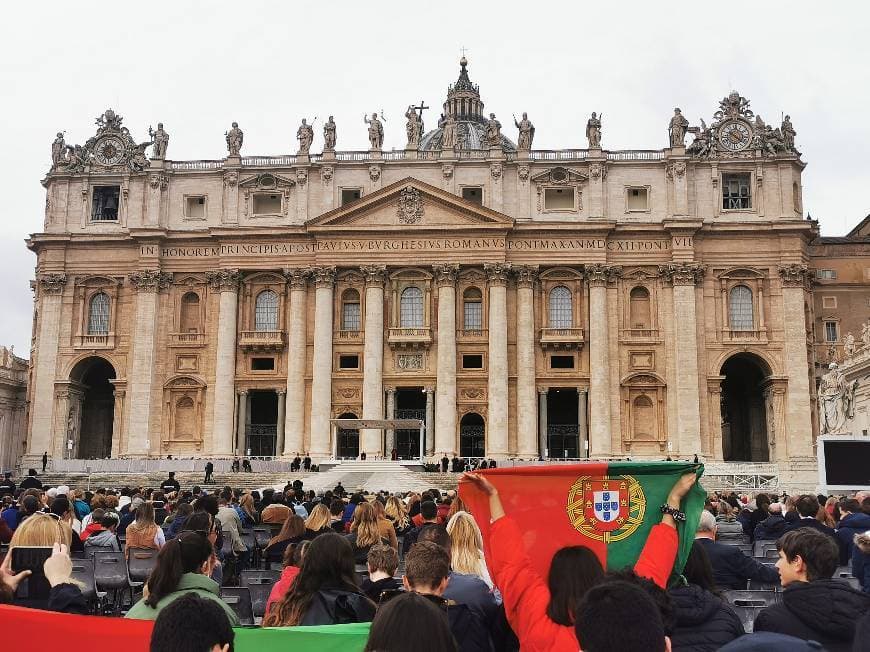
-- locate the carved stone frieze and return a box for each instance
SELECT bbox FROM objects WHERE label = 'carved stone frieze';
[589,163,606,180]
[397,186,424,224]
[490,162,502,180]
[369,165,381,182]
[665,161,686,180]
[442,164,454,180]
[585,264,622,286]
[484,262,512,286]
[432,263,460,287]
[296,168,308,186]
[396,353,424,370]
[336,387,359,399]
[129,270,173,292]
[659,262,706,286]
[283,268,310,289]
[513,265,539,288]
[779,264,813,289]
[360,265,387,286]
[148,172,169,190]
[321,166,333,185]
[460,387,486,400]
[518,164,530,182]
[39,273,68,294]
[205,269,241,292]
[223,171,238,187]
[311,266,337,288]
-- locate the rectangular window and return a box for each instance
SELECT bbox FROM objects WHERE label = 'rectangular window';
[463,301,482,330]
[544,187,575,210]
[461,187,483,204]
[341,188,362,205]
[338,354,359,370]
[462,354,483,369]
[342,302,361,331]
[722,173,751,210]
[824,321,838,342]
[92,186,120,221]
[251,357,275,371]
[252,193,282,215]
[822,296,837,309]
[550,355,575,369]
[816,269,837,280]
[184,195,206,218]
[626,187,649,211]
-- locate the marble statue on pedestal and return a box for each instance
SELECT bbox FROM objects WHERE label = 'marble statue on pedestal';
[485,113,502,147]
[365,113,384,150]
[819,362,857,434]
[149,123,169,159]
[297,119,314,154]
[669,108,689,147]
[226,122,244,156]
[323,116,337,151]
[514,112,535,149]
[586,112,602,148]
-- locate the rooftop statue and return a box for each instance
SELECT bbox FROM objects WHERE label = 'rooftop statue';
[586,112,602,148]
[668,108,688,147]
[149,123,169,160]
[297,118,314,155]
[514,112,535,150]
[405,105,424,149]
[323,116,337,151]
[365,112,384,150]
[226,122,244,156]
[484,113,502,148]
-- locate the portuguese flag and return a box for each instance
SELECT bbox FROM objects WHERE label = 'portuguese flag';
[459,461,706,581]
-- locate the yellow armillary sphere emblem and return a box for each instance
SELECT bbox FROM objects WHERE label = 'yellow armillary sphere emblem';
[566,475,646,543]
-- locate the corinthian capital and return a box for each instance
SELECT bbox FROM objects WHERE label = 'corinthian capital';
[432,263,459,287]
[779,264,813,289]
[360,265,387,287]
[484,262,512,286]
[39,273,67,294]
[658,262,706,286]
[585,264,622,287]
[283,267,310,290]
[129,270,173,292]
[311,266,337,288]
[513,265,539,288]
[205,269,241,292]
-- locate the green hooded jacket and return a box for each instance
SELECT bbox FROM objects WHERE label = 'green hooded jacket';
[124,572,240,625]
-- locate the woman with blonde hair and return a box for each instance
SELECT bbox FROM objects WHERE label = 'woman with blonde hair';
[346,502,389,564]
[125,502,165,558]
[384,496,411,536]
[303,504,332,539]
[235,493,259,528]
[446,510,492,587]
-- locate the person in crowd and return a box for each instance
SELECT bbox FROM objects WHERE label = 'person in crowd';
[441,454,450,473]
[754,502,788,541]
[264,514,306,564]
[739,493,770,540]
[462,470,695,652]
[342,493,364,525]
[42,452,48,473]
[291,454,301,472]
[234,493,258,529]
[364,590,459,652]
[0,472,15,497]
[575,580,671,652]
[49,496,83,553]
[79,507,107,541]
[369,499,399,550]
[836,498,870,565]
[346,502,391,564]
[446,510,493,587]
[72,490,91,522]
[149,593,235,652]
[165,502,193,539]
[262,532,375,626]
[160,472,180,495]
[402,500,440,556]
[261,495,291,525]
[180,511,222,585]
[203,461,214,484]
[20,469,43,490]
[715,501,745,540]
[328,499,347,533]
[0,541,86,614]
[402,540,492,652]
[126,530,239,624]
[852,530,870,593]
[384,495,412,537]
[265,540,308,616]
[360,543,402,602]
[302,503,332,540]
[289,489,309,519]
[822,496,840,528]
[231,458,240,473]
[242,458,252,473]
[695,509,779,590]
[216,496,248,569]
[0,500,13,543]
[2,495,22,531]
[754,527,870,651]
[782,494,838,541]
[125,501,165,557]
[118,496,145,535]
[668,540,744,651]
[83,511,121,555]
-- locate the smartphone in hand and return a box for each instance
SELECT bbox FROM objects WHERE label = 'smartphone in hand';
[11,546,53,599]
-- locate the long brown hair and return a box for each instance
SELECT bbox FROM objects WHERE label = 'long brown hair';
[269,514,305,547]
[351,502,381,547]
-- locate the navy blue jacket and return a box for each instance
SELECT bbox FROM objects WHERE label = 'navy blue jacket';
[753,513,788,541]
[783,517,838,543]
[696,537,780,590]
[835,512,870,565]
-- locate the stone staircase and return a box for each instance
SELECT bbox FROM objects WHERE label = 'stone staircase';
[36,471,314,493]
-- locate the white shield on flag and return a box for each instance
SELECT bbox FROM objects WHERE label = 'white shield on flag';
[592,490,622,523]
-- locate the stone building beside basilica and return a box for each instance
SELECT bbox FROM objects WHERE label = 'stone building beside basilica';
[26,58,820,486]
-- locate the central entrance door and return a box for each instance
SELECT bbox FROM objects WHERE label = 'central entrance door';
[337,412,360,458]
[247,390,278,457]
[73,357,116,459]
[459,413,486,458]
[395,387,426,460]
[547,388,579,459]
[721,354,770,462]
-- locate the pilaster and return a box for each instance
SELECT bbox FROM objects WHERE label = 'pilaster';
[586,264,621,456]
[309,266,336,457]
[283,268,309,456]
[514,265,539,457]
[433,263,459,456]
[206,269,241,455]
[485,263,511,457]
[361,265,386,455]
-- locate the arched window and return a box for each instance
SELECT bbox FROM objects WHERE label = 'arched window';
[400,286,424,328]
[87,292,110,335]
[729,285,754,331]
[179,292,201,333]
[548,286,572,329]
[629,286,651,329]
[341,289,361,331]
[632,395,654,439]
[254,290,279,331]
[463,287,483,330]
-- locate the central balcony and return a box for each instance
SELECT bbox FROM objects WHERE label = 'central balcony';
[169,332,207,348]
[74,333,115,349]
[456,328,489,343]
[539,327,585,350]
[239,330,285,352]
[388,327,432,350]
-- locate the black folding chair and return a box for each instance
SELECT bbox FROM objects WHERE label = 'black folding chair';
[69,558,103,613]
[239,570,280,619]
[833,576,861,590]
[723,589,779,633]
[753,541,778,558]
[220,586,255,625]
[93,551,142,615]
[126,547,159,583]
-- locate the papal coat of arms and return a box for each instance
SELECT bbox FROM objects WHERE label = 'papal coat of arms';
[566,475,646,542]
[397,186,424,224]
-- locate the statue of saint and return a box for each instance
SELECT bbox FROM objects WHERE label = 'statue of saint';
[668,108,689,147]
[51,132,66,168]
[364,113,384,150]
[405,106,423,149]
[296,118,314,154]
[586,112,602,148]
[781,115,796,151]
[862,321,870,348]
[819,363,847,434]
[844,332,856,358]
[514,112,535,149]
[323,116,337,151]
[441,114,457,150]
[226,122,244,156]
[485,113,502,148]
[149,123,169,159]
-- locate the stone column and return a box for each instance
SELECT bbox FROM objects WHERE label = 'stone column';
[361,265,386,456]
[28,274,67,460]
[538,388,548,458]
[485,263,511,457]
[660,263,705,457]
[283,269,308,457]
[276,390,286,457]
[578,388,589,458]
[586,264,620,457]
[515,266,539,457]
[126,270,172,456]
[236,390,248,456]
[207,269,241,456]
[778,265,814,458]
[309,267,336,457]
[433,264,459,456]
[385,387,396,454]
[425,386,435,456]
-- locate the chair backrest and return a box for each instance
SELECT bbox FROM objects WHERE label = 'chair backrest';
[220,586,255,625]
[253,528,272,549]
[835,566,852,578]
[126,547,159,583]
[833,576,861,590]
[238,572,279,618]
[93,551,130,591]
[753,540,778,557]
[70,558,97,600]
[723,589,779,634]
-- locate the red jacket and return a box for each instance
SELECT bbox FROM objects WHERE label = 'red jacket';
[264,565,300,617]
[488,516,678,652]
[79,522,105,542]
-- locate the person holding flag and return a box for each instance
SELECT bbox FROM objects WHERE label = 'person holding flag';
[461,463,703,652]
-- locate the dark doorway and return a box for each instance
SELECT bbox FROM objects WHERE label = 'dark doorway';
[75,358,116,459]
[337,412,360,459]
[547,388,579,459]
[459,413,486,458]
[395,387,425,460]
[721,354,769,462]
[247,391,277,457]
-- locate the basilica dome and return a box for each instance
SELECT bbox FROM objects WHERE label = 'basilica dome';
[419,57,517,152]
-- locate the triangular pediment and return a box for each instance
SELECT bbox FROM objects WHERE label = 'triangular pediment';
[306,177,513,232]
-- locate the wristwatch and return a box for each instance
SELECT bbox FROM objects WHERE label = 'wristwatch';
[660,504,686,522]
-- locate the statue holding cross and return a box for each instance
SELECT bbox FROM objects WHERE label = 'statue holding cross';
[405,100,428,149]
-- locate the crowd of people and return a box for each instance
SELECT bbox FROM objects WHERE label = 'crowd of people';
[1,467,869,651]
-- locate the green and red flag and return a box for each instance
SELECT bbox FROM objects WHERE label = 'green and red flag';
[459,461,706,581]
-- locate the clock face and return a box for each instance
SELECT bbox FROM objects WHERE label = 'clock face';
[94,136,125,166]
[718,120,752,152]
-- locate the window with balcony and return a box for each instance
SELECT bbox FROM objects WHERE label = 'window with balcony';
[341,289,361,331]
[87,293,110,335]
[251,357,275,371]
[548,286,573,328]
[824,321,838,342]
[180,292,201,333]
[722,173,751,210]
[92,186,120,221]
[550,355,575,369]
[729,285,754,331]
[629,286,651,329]
[463,287,483,330]
[254,290,279,331]
[400,286,424,328]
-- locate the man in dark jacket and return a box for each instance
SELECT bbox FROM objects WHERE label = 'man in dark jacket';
[19,469,43,490]
[203,460,214,484]
[440,454,449,473]
[0,473,15,497]
[402,502,440,557]
[834,498,870,565]
[782,495,837,541]
[303,453,311,471]
[754,527,870,652]
[160,471,180,495]
[696,510,779,590]
[360,544,402,602]
[754,502,788,541]
[669,582,744,651]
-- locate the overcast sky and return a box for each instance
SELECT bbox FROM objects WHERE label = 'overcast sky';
[1,1,868,356]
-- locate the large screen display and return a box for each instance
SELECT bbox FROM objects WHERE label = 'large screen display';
[823,440,870,487]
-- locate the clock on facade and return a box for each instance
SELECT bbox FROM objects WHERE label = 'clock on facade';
[94,136,126,166]
[717,120,753,152]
